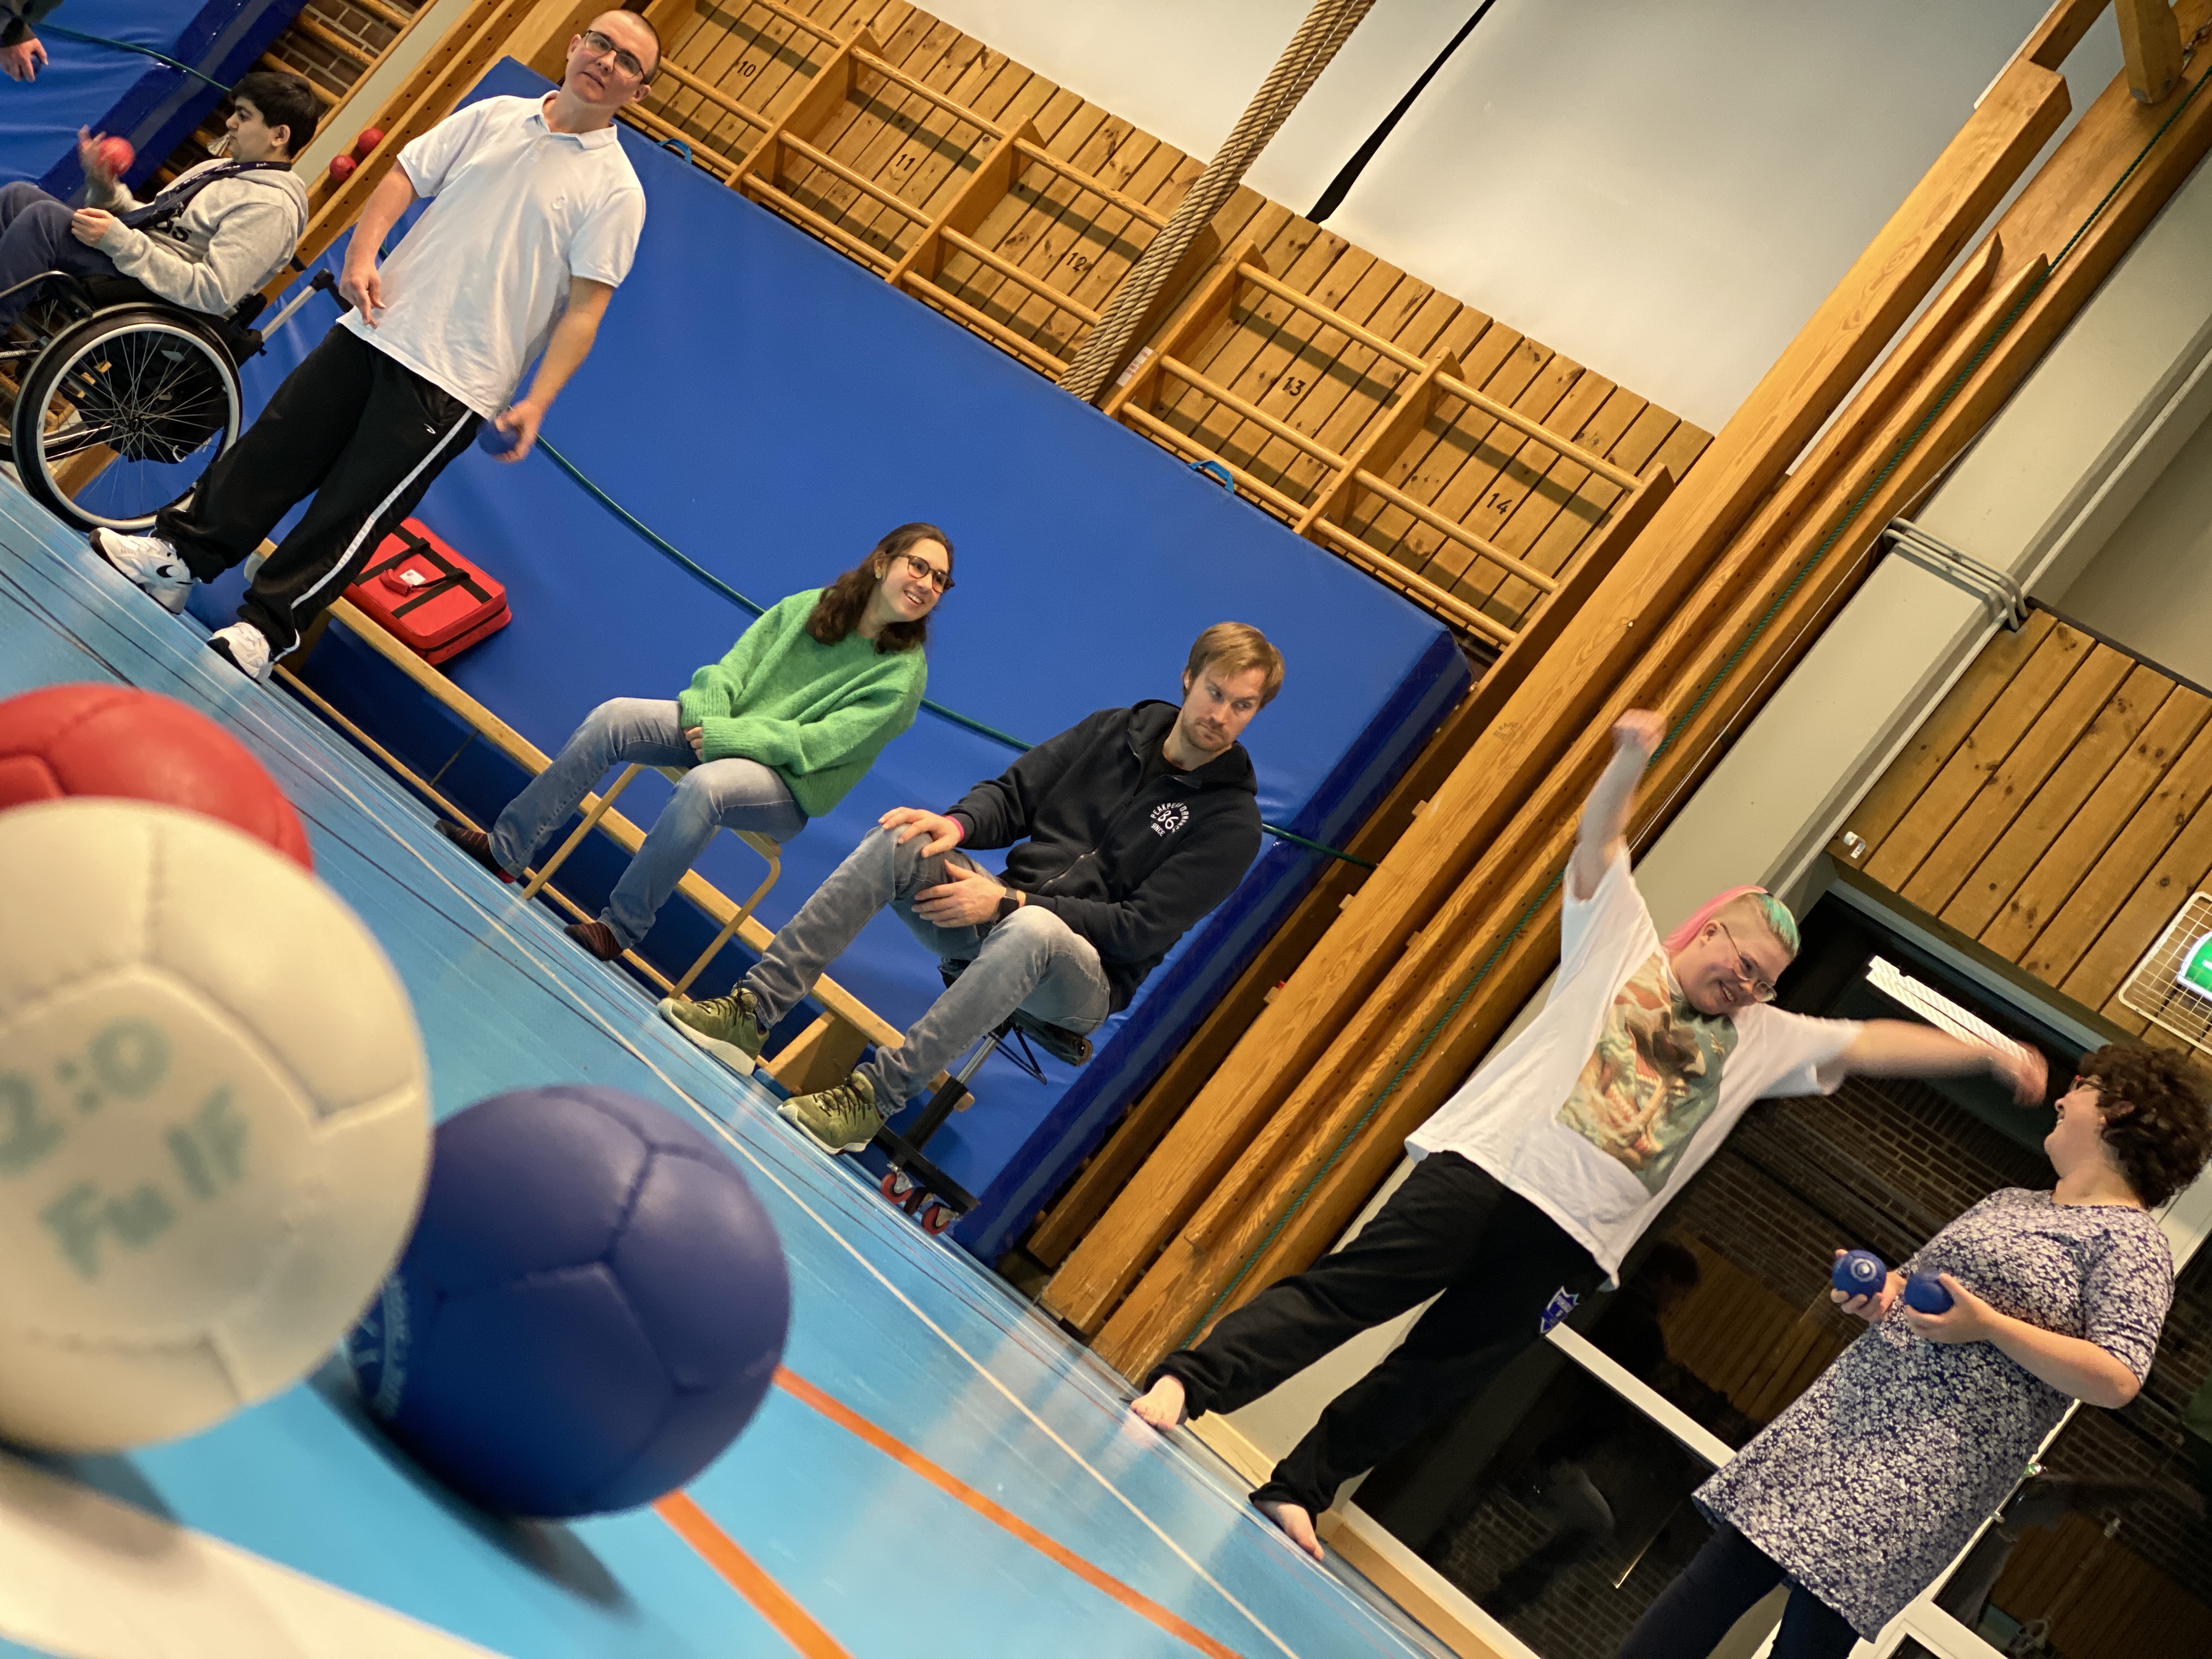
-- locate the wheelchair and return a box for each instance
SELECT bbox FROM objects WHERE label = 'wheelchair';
[0,270,266,533]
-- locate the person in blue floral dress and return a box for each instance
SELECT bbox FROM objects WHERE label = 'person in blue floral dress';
[1615,1043,2211,1659]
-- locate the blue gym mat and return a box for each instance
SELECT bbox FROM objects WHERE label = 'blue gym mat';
[0,481,1448,1658]
[0,1,308,201]
[205,58,1469,1264]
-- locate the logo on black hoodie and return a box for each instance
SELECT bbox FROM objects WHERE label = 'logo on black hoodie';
[1150,801,1190,837]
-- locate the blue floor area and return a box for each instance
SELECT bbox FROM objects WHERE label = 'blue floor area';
[0,483,1446,1658]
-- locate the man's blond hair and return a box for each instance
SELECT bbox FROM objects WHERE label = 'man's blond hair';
[1184,622,1285,707]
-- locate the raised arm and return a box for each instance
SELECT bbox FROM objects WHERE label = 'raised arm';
[1569,709,1663,901]
[1835,1020,2047,1104]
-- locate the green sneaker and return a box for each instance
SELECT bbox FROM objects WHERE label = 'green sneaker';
[776,1070,880,1155]
[659,988,771,1074]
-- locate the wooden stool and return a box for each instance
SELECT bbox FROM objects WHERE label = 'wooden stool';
[520,763,781,999]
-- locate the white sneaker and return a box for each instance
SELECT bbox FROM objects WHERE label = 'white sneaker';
[89,528,195,615]
[208,622,273,684]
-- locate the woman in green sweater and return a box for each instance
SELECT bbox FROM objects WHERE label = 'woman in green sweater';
[437,523,949,960]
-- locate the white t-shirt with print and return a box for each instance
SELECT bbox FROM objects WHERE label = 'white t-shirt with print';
[1407,853,1861,1278]
[341,93,646,417]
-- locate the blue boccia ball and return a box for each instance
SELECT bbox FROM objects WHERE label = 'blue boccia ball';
[346,1085,789,1517]
[1903,1271,1954,1313]
[476,417,521,457]
[1832,1249,1887,1298]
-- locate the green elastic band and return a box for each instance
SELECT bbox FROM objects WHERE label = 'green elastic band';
[534,438,1371,867]
[43,25,231,92]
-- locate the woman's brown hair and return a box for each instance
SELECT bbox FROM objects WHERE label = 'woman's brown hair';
[2082,1043,2212,1207]
[805,522,952,655]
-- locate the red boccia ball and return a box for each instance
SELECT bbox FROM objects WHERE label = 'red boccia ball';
[94,136,133,178]
[353,127,384,161]
[328,153,357,184]
[0,684,312,869]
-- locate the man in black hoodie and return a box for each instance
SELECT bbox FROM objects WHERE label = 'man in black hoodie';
[663,623,1282,1153]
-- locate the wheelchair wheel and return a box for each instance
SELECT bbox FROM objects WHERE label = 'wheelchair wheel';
[9,305,240,532]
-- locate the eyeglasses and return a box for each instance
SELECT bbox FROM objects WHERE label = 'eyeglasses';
[2070,1074,2104,1095]
[892,550,954,594]
[578,29,649,82]
[1714,920,1778,1002]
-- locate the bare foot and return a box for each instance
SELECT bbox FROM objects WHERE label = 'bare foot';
[1129,1374,1186,1431]
[1254,1496,1324,1562]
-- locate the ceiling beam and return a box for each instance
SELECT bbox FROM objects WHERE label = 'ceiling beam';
[2024,0,2120,69]
[2117,0,2186,102]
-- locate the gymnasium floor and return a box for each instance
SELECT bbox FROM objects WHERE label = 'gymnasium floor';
[0,479,1448,1658]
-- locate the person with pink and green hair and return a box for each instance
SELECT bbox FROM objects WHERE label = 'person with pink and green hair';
[1130,709,2048,1564]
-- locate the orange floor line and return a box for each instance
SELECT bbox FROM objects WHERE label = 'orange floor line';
[653,1491,852,1659]
[772,1365,1244,1659]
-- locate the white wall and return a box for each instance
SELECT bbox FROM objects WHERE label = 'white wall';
[2047,407,2212,691]
[917,1,2120,432]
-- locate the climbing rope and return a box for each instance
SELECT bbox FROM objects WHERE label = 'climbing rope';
[1176,54,2212,1350]
[1058,0,1376,404]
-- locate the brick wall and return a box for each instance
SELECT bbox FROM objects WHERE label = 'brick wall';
[1433,1486,1699,1659]
[267,0,413,104]
[2003,1249,2212,1639]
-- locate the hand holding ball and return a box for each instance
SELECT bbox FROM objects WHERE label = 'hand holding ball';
[476,415,522,457]
[1832,1249,1887,1300]
[1903,1271,1954,1314]
[93,136,133,179]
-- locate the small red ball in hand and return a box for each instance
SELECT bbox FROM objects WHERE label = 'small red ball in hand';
[93,136,133,178]
[353,127,384,160]
[328,154,357,184]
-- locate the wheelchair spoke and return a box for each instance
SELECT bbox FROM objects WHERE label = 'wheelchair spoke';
[18,311,241,531]
[37,421,125,460]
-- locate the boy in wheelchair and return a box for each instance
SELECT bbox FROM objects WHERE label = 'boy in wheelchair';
[0,71,317,330]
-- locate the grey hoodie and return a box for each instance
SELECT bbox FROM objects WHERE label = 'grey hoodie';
[88,160,310,318]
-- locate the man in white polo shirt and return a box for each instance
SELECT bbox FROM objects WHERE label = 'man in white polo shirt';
[89,10,656,682]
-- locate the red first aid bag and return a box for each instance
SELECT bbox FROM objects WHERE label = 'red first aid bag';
[344,518,510,665]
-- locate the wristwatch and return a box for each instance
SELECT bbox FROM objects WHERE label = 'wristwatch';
[993,892,1023,923]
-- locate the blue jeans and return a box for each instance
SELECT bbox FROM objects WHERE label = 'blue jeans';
[0,183,122,327]
[744,826,1111,1109]
[490,698,806,949]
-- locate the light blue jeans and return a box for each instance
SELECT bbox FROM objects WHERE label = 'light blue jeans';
[744,826,1111,1110]
[491,698,806,949]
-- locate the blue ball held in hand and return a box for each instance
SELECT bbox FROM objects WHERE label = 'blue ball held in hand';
[476,415,522,456]
[1903,1271,1954,1313]
[1833,1249,1887,1298]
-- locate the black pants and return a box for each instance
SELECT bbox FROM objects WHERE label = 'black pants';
[159,325,479,653]
[1148,1152,1601,1515]
[0,183,121,327]
[1615,1523,1857,1659]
